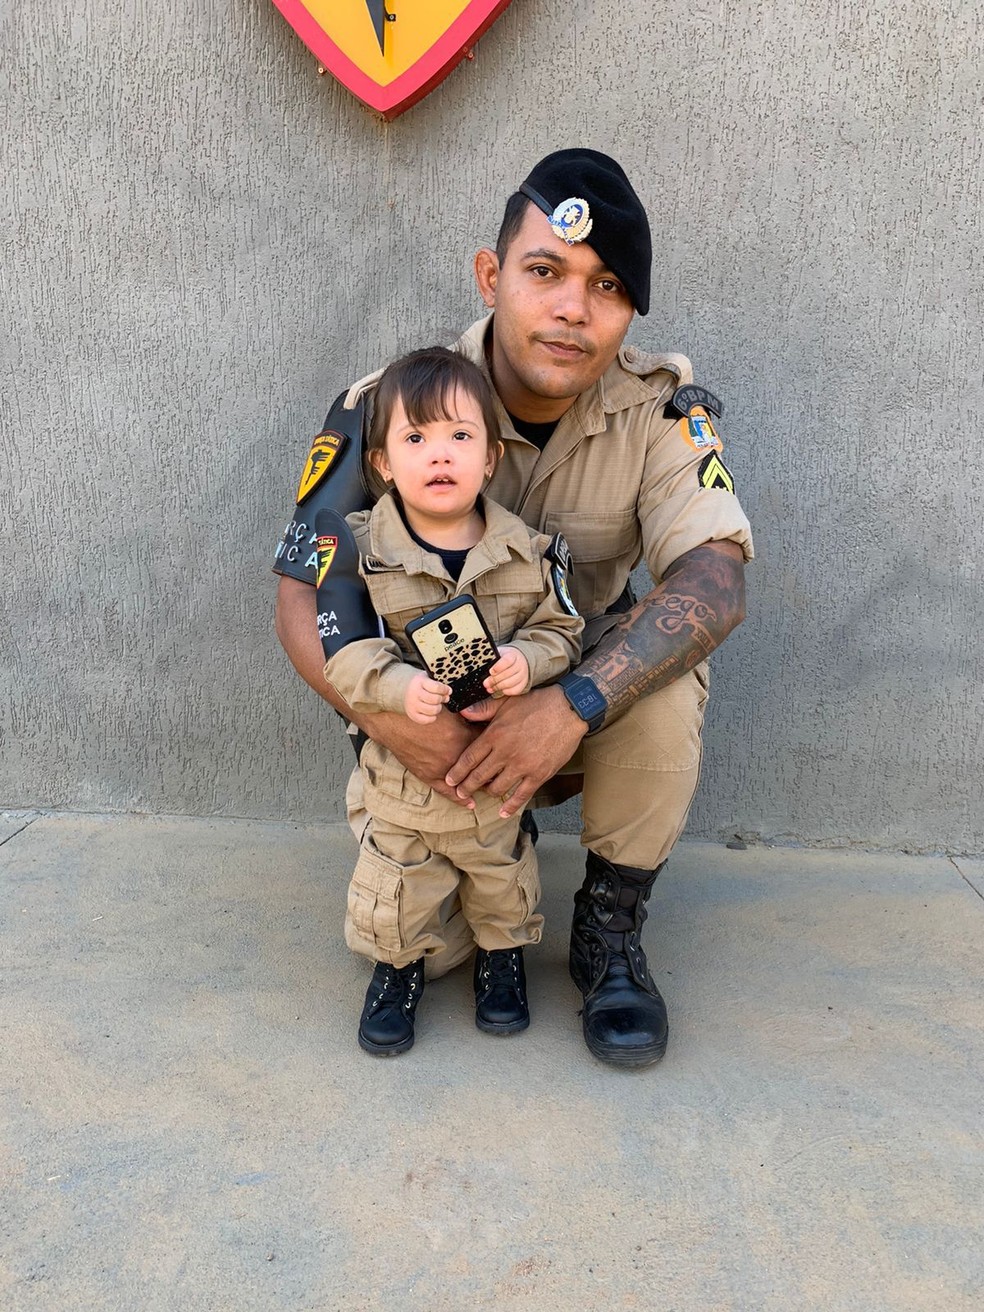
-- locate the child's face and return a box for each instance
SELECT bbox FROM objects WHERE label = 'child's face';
[374,387,496,529]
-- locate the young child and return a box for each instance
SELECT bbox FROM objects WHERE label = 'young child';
[322,346,583,1056]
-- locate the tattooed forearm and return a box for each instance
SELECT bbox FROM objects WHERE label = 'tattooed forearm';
[580,540,746,720]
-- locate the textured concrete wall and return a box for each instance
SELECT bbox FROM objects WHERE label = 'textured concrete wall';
[3,0,982,852]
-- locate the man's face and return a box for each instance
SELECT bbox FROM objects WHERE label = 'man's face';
[474,203,636,422]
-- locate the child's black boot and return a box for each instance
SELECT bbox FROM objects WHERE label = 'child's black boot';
[358,958,425,1056]
[474,947,530,1034]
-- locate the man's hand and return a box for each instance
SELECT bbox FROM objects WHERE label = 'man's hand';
[443,541,747,819]
[364,708,481,807]
[449,686,586,819]
[276,576,479,806]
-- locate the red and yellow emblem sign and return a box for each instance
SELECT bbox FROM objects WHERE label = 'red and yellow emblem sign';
[271,0,515,120]
[316,534,339,586]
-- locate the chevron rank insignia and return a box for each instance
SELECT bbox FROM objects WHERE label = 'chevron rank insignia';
[297,430,348,504]
[697,452,735,493]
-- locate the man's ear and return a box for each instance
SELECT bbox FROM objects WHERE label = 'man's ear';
[474,248,499,308]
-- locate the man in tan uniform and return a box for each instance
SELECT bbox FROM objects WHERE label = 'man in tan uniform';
[274,149,753,1068]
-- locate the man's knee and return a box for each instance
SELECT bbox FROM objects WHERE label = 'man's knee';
[589,667,708,772]
[580,670,709,867]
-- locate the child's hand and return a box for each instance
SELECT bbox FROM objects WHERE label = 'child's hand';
[483,646,529,698]
[404,670,451,724]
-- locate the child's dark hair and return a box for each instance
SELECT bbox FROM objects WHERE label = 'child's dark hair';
[367,346,502,469]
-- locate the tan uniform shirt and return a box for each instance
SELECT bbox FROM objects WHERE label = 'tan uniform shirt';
[348,315,754,624]
[324,491,583,831]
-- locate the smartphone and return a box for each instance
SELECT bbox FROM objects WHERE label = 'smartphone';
[405,595,500,713]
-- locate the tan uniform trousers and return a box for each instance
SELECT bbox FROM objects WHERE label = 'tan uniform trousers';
[347,664,708,979]
[345,814,543,971]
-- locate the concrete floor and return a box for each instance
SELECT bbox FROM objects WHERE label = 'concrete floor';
[1,812,982,1311]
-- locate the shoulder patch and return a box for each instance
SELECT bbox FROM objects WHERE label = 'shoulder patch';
[544,532,573,572]
[315,531,338,587]
[679,410,723,453]
[697,452,736,494]
[665,384,724,420]
[297,430,349,504]
[544,533,579,617]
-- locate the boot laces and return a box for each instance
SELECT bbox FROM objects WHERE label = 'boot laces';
[583,930,655,995]
[480,949,521,985]
[371,962,419,1011]
[606,932,656,991]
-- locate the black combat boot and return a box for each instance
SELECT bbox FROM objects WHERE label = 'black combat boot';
[569,852,668,1067]
[474,947,530,1034]
[358,958,425,1056]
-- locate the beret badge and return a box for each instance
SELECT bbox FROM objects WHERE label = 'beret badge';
[519,150,652,312]
[548,197,593,246]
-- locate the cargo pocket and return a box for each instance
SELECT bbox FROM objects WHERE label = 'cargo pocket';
[345,843,406,957]
[473,559,545,637]
[693,658,711,705]
[513,833,543,938]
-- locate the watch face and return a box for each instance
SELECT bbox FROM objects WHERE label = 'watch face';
[573,687,596,716]
[563,676,606,728]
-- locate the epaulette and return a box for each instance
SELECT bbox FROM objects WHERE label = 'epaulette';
[343,365,385,410]
[619,346,693,382]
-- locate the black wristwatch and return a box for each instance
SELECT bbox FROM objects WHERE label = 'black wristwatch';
[557,673,607,735]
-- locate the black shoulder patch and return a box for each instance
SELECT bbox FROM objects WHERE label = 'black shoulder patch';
[544,533,578,617]
[665,384,724,420]
[544,532,573,572]
[697,452,735,493]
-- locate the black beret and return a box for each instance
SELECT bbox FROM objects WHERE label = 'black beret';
[519,149,652,315]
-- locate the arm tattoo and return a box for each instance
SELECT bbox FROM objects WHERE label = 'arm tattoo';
[581,542,746,720]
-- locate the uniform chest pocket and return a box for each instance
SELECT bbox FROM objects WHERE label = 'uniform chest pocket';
[364,570,450,645]
[543,510,640,617]
[471,559,545,640]
[542,510,639,562]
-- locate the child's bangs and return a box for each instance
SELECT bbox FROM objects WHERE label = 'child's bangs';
[401,379,470,429]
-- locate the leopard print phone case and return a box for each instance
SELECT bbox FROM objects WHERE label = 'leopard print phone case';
[405,595,500,713]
